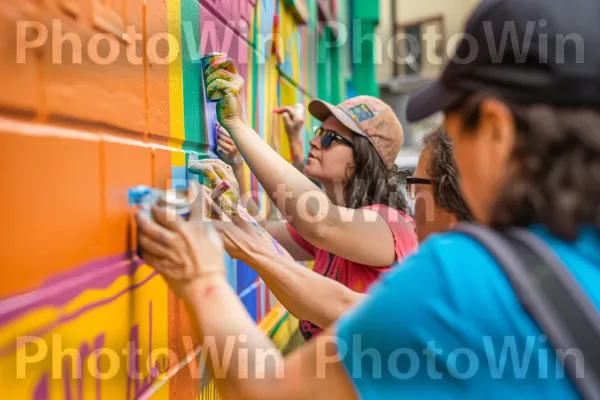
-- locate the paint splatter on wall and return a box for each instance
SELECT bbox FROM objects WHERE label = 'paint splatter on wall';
[0,0,349,398]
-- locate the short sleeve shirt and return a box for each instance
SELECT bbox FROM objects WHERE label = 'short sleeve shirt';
[335,226,600,399]
[286,205,419,340]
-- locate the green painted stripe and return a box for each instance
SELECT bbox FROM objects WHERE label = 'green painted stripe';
[181,0,207,155]
[268,311,291,339]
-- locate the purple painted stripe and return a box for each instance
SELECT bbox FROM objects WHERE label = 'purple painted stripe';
[0,254,144,325]
[42,254,131,287]
[0,270,158,358]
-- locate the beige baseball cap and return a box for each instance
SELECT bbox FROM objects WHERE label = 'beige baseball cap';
[308,96,404,170]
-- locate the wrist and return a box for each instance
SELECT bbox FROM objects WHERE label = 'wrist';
[233,158,244,173]
[247,244,277,268]
[233,242,260,266]
[289,139,303,159]
[181,273,229,303]
[289,136,302,147]
[223,119,246,132]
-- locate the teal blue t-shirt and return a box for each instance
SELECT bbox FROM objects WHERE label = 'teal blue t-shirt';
[335,226,600,399]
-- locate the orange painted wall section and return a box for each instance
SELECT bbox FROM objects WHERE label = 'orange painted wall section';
[0,0,315,398]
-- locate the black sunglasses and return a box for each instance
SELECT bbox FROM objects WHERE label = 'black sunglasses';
[406,177,433,200]
[315,127,355,149]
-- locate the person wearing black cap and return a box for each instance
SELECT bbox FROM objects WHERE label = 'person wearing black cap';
[133,0,600,398]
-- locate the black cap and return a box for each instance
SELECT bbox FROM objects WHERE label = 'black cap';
[406,0,600,122]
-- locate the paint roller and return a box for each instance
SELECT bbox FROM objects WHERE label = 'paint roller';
[130,181,230,258]
[128,180,230,221]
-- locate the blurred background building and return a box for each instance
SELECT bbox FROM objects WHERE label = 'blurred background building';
[377,0,480,155]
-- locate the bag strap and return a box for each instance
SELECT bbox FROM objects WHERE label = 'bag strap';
[453,222,600,399]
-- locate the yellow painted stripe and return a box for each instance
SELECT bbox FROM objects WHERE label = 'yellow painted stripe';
[168,0,184,156]
[171,151,186,167]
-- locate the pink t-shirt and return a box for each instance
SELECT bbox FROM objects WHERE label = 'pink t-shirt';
[286,205,419,340]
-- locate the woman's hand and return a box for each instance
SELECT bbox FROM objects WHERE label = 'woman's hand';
[215,124,241,168]
[214,218,264,265]
[274,104,305,142]
[188,159,240,216]
[215,209,291,265]
[136,181,226,299]
[205,57,245,130]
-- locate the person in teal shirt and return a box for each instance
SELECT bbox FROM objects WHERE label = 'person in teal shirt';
[336,224,600,399]
[133,0,600,398]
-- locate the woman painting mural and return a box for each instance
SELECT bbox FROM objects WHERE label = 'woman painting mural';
[135,0,600,398]
[190,57,418,341]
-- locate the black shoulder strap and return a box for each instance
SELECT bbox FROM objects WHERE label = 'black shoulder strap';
[453,222,600,400]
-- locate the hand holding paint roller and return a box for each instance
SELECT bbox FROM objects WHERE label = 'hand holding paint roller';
[128,180,228,224]
[129,182,227,259]
[202,53,245,129]
[188,159,240,217]
[187,159,293,262]
[134,181,227,297]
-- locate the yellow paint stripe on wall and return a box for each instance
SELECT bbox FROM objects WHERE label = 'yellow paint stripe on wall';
[168,0,185,163]
[279,4,299,82]
[244,6,256,187]
[0,265,158,357]
[171,151,186,167]
[0,265,171,400]
[279,77,296,162]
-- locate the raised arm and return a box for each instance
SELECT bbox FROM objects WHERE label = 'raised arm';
[205,57,400,266]
[215,218,365,329]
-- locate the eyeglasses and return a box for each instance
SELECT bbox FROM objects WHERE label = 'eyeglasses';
[406,177,432,200]
[315,127,355,149]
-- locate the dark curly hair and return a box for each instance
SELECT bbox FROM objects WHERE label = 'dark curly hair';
[449,94,600,240]
[343,135,409,213]
[422,128,474,222]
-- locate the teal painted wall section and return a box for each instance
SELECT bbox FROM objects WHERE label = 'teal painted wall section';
[350,0,381,97]
[181,0,205,154]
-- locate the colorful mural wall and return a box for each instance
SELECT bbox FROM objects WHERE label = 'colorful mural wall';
[0,0,374,398]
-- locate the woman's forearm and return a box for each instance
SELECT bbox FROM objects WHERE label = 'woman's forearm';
[183,274,285,400]
[248,248,364,329]
[225,122,397,267]
[226,122,333,243]
[289,139,305,173]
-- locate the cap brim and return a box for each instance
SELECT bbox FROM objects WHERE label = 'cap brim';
[406,81,465,122]
[308,99,364,135]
